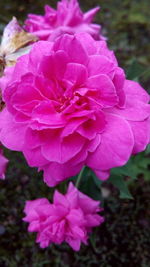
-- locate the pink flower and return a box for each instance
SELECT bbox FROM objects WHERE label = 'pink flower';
[0,147,8,179]
[24,0,104,41]
[0,33,150,186]
[23,182,104,251]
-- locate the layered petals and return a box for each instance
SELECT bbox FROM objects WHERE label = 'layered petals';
[87,113,134,171]
[0,109,27,151]
[24,0,105,41]
[23,183,104,251]
[0,33,149,186]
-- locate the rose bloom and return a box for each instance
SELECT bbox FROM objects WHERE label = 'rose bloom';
[0,33,150,186]
[24,0,104,41]
[0,147,8,179]
[23,182,104,251]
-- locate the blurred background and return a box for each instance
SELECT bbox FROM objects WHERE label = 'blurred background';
[0,1,150,266]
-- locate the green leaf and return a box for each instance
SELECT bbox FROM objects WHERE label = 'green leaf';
[111,160,137,180]
[126,59,146,80]
[145,144,150,155]
[78,168,102,200]
[108,175,133,199]
[90,170,103,188]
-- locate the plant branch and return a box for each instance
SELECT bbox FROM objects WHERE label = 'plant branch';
[75,166,85,188]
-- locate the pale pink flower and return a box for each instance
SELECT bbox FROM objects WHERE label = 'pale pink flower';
[24,0,104,41]
[0,147,8,179]
[23,182,104,251]
[0,33,150,186]
[0,17,37,74]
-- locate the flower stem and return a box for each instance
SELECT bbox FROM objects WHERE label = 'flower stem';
[75,166,85,188]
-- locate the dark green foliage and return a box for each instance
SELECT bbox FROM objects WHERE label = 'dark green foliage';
[108,174,133,199]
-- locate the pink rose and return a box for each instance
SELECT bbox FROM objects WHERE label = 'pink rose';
[24,0,105,41]
[23,182,104,251]
[0,33,149,186]
[0,147,8,179]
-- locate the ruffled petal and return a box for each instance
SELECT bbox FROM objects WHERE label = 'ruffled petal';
[87,113,134,170]
[107,99,150,121]
[129,118,150,154]
[88,55,115,77]
[43,161,83,187]
[0,109,27,150]
[41,132,85,163]
[64,62,88,86]
[53,34,88,65]
[124,80,150,103]
[87,74,118,107]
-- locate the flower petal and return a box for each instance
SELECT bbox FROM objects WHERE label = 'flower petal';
[41,132,85,163]
[87,74,118,107]
[0,109,27,150]
[87,113,134,170]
